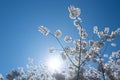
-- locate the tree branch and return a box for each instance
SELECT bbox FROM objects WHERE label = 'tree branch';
[49,33,78,68]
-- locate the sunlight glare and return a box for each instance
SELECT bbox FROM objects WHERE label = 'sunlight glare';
[47,57,62,72]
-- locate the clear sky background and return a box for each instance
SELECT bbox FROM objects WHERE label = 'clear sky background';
[0,0,120,77]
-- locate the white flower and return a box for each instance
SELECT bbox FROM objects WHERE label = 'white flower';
[111,31,117,40]
[49,47,55,53]
[67,66,76,78]
[64,36,72,43]
[104,54,108,58]
[97,31,104,38]
[29,65,37,71]
[106,35,113,41]
[111,43,117,47]
[18,67,25,74]
[77,26,82,31]
[0,74,3,79]
[73,40,81,51]
[79,29,87,38]
[68,6,80,19]
[38,26,50,36]
[73,58,79,66]
[82,41,87,48]
[117,50,120,55]
[71,48,78,54]
[116,60,120,65]
[73,17,82,27]
[64,46,71,54]
[81,49,87,57]
[89,40,94,46]
[104,27,109,35]
[93,26,98,34]
[94,41,104,48]
[80,30,88,39]
[28,58,34,65]
[116,28,120,34]
[82,32,88,39]
[74,20,79,27]
[114,72,119,79]
[60,51,67,60]
[54,30,62,38]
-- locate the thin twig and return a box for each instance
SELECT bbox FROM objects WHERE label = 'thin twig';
[49,33,78,68]
[77,24,82,80]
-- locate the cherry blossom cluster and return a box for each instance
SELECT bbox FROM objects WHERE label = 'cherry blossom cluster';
[37,6,120,80]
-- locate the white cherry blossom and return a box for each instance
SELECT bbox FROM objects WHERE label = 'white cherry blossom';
[64,36,72,43]
[111,43,117,47]
[54,29,62,38]
[68,6,80,19]
[38,26,50,36]
[93,26,98,34]
[49,47,55,53]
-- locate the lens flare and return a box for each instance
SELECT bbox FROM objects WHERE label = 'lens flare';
[47,57,62,72]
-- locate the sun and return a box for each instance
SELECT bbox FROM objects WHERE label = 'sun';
[47,57,62,72]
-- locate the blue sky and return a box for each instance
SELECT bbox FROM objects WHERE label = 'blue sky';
[0,0,120,76]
